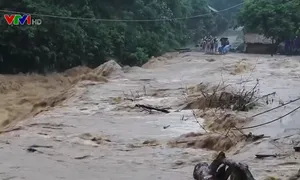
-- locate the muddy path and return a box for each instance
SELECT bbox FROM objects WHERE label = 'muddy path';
[1,52,300,180]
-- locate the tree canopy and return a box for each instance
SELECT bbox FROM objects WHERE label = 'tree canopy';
[238,0,300,43]
[0,0,238,74]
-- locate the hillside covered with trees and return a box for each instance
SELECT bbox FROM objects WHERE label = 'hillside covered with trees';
[0,0,241,74]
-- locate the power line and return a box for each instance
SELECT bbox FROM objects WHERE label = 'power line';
[236,105,300,130]
[235,96,300,130]
[252,96,300,118]
[0,2,244,22]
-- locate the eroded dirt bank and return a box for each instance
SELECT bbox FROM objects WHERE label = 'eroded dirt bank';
[0,62,116,129]
[1,53,300,180]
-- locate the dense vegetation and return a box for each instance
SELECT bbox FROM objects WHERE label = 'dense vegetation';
[238,0,300,44]
[0,0,242,74]
[208,0,243,28]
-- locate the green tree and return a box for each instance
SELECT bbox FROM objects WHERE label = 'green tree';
[238,0,300,45]
[0,0,227,74]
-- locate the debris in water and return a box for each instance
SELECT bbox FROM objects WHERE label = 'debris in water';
[135,104,170,113]
[142,139,159,146]
[193,151,255,180]
[37,132,48,136]
[27,147,38,153]
[206,58,216,62]
[255,154,278,159]
[180,115,189,121]
[91,136,111,143]
[163,125,170,129]
[74,155,92,160]
[294,146,300,152]
[29,145,53,149]
[78,133,111,144]
[244,132,269,142]
[26,145,53,153]
[42,126,63,130]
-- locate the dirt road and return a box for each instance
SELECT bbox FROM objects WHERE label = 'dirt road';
[1,52,300,180]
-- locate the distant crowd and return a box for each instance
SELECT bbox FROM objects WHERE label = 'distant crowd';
[284,36,300,55]
[198,35,219,53]
[197,35,231,54]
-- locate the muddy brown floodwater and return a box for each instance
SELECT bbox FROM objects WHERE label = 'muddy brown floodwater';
[1,52,300,180]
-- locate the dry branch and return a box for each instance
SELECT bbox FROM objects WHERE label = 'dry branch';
[186,80,260,112]
[245,92,276,107]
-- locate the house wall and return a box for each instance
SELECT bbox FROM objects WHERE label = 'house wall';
[245,43,273,54]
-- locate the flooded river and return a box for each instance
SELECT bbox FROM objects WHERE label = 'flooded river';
[1,52,300,180]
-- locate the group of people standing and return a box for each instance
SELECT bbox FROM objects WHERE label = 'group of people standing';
[199,36,219,53]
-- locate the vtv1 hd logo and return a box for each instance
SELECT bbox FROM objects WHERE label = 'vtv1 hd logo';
[4,14,42,25]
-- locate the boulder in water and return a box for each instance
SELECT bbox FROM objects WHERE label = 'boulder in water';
[92,60,123,77]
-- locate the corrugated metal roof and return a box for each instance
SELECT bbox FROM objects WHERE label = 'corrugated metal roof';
[244,33,272,44]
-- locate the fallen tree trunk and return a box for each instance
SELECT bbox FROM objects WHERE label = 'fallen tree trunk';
[193,152,255,180]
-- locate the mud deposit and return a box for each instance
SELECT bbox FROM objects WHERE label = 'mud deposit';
[1,53,300,179]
